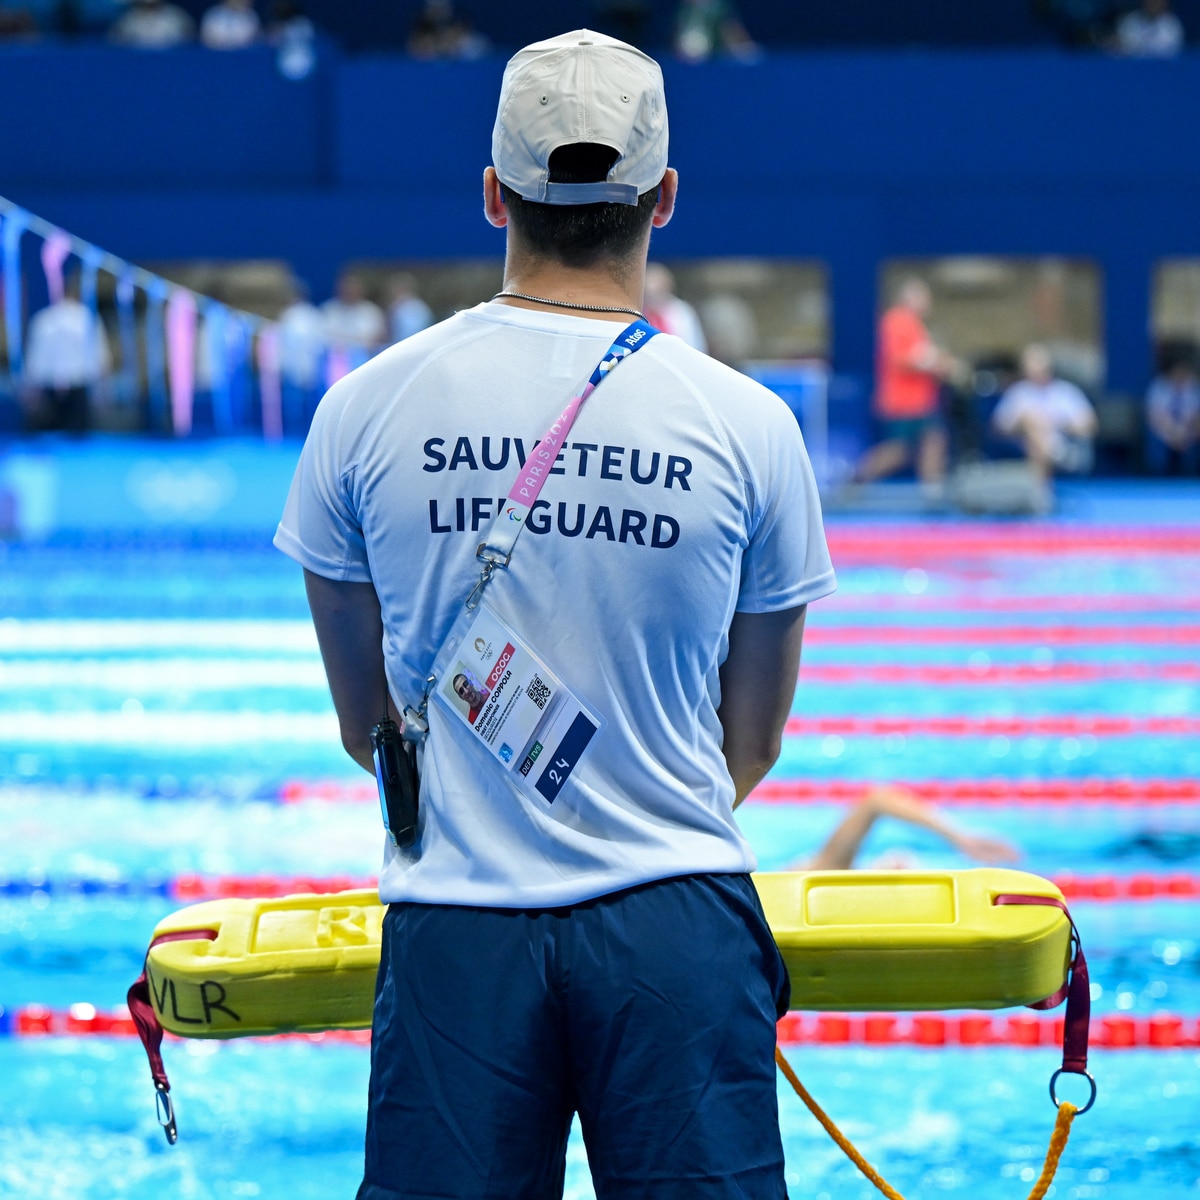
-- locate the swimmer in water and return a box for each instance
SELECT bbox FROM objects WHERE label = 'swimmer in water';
[797,785,1021,870]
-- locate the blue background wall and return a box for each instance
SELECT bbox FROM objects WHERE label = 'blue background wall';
[58,0,1200,53]
[5,44,1200,393]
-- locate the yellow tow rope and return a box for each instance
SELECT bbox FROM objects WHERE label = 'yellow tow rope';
[775,1045,1078,1200]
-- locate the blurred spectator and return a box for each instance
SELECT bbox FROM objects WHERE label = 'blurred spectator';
[1032,0,1113,47]
[592,0,648,45]
[387,274,434,344]
[672,0,758,62]
[321,272,386,386]
[266,0,311,41]
[643,263,707,352]
[200,0,260,48]
[108,0,194,46]
[276,281,325,434]
[991,343,1098,479]
[267,0,315,78]
[54,0,83,35]
[1114,0,1184,55]
[697,292,758,365]
[21,273,111,435]
[1144,355,1200,475]
[856,278,962,487]
[0,7,38,38]
[407,0,489,60]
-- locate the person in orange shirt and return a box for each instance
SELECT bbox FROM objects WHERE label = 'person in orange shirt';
[857,278,963,486]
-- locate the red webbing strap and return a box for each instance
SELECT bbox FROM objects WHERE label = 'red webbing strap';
[127,927,217,1140]
[994,894,1090,1074]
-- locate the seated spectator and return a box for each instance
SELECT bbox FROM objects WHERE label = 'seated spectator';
[643,263,707,352]
[21,272,111,435]
[1114,0,1184,55]
[108,0,194,46]
[990,344,1098,479]
[387,274,434,345]
[1144,354,1200,475]
[321,272,386,386]
[407,0,489,60]
[672,0,758,62]
[200,0,260,49]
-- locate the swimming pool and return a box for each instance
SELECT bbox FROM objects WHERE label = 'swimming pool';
[2,475,1198,1198]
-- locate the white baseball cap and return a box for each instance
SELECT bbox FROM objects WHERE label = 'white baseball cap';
[492,29,669,207]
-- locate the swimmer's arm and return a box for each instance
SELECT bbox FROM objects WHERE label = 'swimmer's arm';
[303,569,389,774]
[808,786,1020,871]
[718,605,807,807]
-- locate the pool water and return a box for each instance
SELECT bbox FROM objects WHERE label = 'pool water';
[2,476,1199,1198]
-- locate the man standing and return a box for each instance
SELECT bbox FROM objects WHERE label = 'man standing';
[22,272,111,434]
[856,277,961,487]
[275,29,835,1198]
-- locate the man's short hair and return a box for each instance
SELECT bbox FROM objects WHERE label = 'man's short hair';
[501,143,659,270]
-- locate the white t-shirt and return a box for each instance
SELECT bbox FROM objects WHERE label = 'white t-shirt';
[277,301,327,388]
[276,302,836,908]
[200,4,260,49]
[24,299,111,389]
[321,298,387,351]
[992,378,1094,435]
[1116,10,1184,56]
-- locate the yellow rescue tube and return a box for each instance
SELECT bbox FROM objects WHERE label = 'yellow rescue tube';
[757,868,1069,1011]
[144,868,1070,1038]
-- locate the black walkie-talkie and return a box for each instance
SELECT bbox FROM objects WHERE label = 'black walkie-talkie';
[371,713,420,849]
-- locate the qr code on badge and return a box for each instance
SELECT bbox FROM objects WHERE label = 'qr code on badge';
[526,674,551,710]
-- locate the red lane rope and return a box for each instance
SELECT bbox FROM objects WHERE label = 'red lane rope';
[825,595,1200,614]
[274,775,1200,806]
[8,869,1200,902]
[804,625,1200,645]
[750,777,1200,803]
[783,715,1200,737]
[164,871,1200,903]
[796,664,1200,685]
[825,527,1200,556]
[8,1005,1195,1048]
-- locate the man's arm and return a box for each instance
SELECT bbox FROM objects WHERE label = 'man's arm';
[718,605,807,806]
[303,569,390,774]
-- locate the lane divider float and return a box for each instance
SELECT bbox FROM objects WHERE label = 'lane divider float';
[796,663,1200,685]
[804,625,1200,645]
[4,871,1200,902]
[751,777,1200,804]
[782,715,1200,737]
[3,1005,1192,1048]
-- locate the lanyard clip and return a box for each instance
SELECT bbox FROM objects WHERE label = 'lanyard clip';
[466,544,511,611]
[402,676,435,743]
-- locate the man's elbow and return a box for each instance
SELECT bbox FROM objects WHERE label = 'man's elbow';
[340,723,375,771]
[728,732,784,789]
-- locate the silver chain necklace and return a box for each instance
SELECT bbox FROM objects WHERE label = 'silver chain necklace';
[492,290,645,320]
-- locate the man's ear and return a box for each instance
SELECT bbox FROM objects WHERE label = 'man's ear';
[484,167,507,228]
[652,169,678,229]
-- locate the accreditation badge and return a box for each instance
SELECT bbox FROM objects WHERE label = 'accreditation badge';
[436,604,603,803]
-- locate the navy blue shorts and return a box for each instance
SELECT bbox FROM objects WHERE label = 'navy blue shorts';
[356,873,791,1199]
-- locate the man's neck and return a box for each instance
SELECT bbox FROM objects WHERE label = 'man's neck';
[495,256,646,323]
